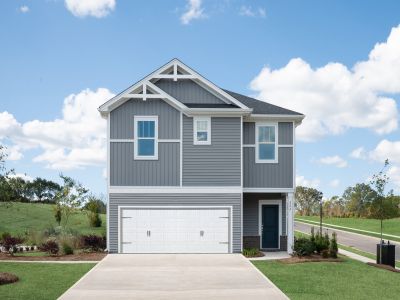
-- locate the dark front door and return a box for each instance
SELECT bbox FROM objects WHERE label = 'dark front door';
[261,205,279,249]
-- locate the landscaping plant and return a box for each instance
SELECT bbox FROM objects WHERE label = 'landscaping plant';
[39,239,59,255]
[81,234,106,252]
[0,272,19,285]
[85,196,103,228]
[293,237,315,257]
[0,232,24,255]
[242,248,262,257]
[62,242,74,255]
[330,232,338,258]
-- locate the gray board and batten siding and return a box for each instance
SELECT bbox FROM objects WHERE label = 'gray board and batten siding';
[243,122,294,188]
[108,193,242,253]
[182,116,241,186]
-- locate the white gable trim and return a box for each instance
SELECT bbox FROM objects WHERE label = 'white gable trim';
[98,59,251,114]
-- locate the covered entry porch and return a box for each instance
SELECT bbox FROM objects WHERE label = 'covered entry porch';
[242,192,294,253]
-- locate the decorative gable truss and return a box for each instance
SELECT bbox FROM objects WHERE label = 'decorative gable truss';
[98,59,252,117]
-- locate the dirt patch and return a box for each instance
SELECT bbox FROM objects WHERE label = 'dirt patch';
[0,272,19,285]
[0,252,106,261]
[278,254,344,264]
[367,262,400,273]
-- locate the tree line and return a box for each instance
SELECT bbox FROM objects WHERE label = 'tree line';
[296,161,400,219]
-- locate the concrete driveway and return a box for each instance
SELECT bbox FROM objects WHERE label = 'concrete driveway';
[59,254,288,300]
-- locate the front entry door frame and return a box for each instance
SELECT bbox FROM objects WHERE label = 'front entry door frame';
[258,200,282,249]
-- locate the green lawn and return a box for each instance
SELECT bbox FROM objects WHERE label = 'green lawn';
[296,216,400,241]
[0,262,95,300]
[0,202,106,236]
[253,257,400,300]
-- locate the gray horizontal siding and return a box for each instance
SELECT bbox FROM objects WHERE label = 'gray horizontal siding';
[155,79,225,104]
[243,122,293,145]
[278,122,293,145]
[243,147,293,188]
[110,142,179,186]
[110,99,180,139]
[109,193,242,253]
[243,193,286,236]
[183,116,241,186]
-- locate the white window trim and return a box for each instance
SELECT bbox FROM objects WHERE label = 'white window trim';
[134,115,158,160]
[255,122,278,163]
[193,116,211,145]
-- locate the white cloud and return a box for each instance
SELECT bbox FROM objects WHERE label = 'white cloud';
[318,155,348,168]
[369,139,400,164]
[4,145,23,161]
[239,6,266,18]
[0,88,114,170]
[350,147,367,159]
[181,0,205,25]
[387,166,400,191]
[296,175,320,188]
[65,0,115,18]
[250,25,400,141]
[329,179,340,188]
[19,6,29,13]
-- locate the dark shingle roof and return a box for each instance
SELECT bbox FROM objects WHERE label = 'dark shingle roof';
[224,89,303,115]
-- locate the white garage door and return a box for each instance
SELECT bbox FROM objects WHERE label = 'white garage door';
[120,208,230,253]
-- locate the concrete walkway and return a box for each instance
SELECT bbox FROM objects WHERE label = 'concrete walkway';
[59,254,288,300]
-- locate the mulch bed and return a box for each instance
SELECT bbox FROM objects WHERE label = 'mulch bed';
[0,252,106,261]
[278,254,344,264]
[0,272,19,285]
[243,251,265,258]
[367,262,400,273]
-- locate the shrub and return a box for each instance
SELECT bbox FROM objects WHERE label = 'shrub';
[62,243,74,255]
[81,235,106,251]
[293,237,314,257]
[242,248,262,257]
[39,239,59,255]
[329,232,338,258]
[0,233,24,255]
[86,199,103,228]
[314,231,330,253]
[0,272,19,285]
[89,212,102,228]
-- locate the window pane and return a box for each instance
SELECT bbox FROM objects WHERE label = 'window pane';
[258,126,275,142]
[197,120,208,131]
[138,139,155,156]
[197,131,208,141]
[259,144,275,160]
[138,121,155,138]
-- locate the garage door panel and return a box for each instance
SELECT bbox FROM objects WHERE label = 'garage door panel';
[121,208,230,253]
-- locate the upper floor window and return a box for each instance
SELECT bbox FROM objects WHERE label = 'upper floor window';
[256,123,277,163]
[193,116,211,145]
[134,116,158,160]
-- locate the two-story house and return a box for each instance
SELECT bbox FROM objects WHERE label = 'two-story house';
[98,59,304,254]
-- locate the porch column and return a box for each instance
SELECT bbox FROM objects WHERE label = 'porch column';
[287,192,294,254]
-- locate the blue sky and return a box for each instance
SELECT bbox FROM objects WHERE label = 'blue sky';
[1,0,400,198]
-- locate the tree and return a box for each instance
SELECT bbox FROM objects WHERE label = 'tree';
[342,183,377,217]
[0,145,14,203]
[295,186,323,216]
[55,175,89,229]
[85,195,103,227]
[83,194,106,214]
[29,177,62,203]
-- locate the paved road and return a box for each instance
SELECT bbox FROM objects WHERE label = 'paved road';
[295,221,400,261]
[59,254,288,300]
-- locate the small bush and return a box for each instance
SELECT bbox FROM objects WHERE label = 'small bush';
[329,232,338,258]
[62,243,74,255]
[0,272,19,285]
[39,239,59,255]
[293,237,315,257]
[89,212,102,228]
[314,231,330,253]
[81,235,106,252]
[0,233,24,255]
[242,248,263,257]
